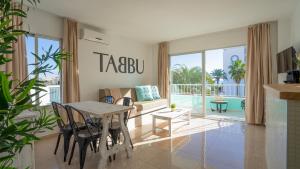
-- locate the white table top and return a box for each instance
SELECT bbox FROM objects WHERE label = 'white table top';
[66,101,133,117]
[152,108,190,119]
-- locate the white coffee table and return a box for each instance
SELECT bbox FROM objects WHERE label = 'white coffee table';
[152,108,191,136]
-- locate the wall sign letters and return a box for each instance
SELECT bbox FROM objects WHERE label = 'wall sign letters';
[93,52,144,74]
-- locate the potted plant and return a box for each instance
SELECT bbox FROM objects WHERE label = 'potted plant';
[228,60,246,97]
[170,103,176,112]
[0,1,69,168]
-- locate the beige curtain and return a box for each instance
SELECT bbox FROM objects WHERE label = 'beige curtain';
[0,3,27,82]
[62,19,80,103]
[246,23,272,125]
[158,42,169,99]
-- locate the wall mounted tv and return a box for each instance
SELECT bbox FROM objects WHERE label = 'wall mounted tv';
[277,47,296,73]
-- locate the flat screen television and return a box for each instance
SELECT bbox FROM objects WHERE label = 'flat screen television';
[277,47,297,73]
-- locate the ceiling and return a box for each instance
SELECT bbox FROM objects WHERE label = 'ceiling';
[35,0,298,44]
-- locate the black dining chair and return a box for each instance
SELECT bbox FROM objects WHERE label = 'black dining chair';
[108,97,134,160]
[65,105,102,169]
[52,102,77,162]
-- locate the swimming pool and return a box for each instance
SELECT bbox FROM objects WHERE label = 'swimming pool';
[170,94,245,112]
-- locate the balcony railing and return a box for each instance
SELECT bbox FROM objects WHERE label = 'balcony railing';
[170,84,245,97]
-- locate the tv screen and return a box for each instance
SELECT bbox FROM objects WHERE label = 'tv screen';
[277,47,296,73]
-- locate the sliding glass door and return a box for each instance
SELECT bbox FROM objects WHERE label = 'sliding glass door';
[170,53,204,116]
[170,45,246,120]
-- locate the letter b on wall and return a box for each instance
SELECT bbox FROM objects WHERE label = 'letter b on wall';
[118,57,127,73]
[128,58,135,73]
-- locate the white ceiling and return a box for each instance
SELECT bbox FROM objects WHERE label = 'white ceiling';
[36,0,298,44]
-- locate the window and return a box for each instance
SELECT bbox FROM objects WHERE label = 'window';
[25,34,62,106]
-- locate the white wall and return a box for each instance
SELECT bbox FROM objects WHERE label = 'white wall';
[278,17,292,52]
[169,27,247,55]
[78,26,156,101]
[23,8,157,101]
[291,1,300,52]
[24,8,63,39]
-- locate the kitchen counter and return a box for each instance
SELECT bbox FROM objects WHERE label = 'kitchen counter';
[264,84,300,169]
[264,84,300,100]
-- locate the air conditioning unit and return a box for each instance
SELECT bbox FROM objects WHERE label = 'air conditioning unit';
[80,28,109,45]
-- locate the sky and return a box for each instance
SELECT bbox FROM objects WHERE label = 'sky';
[170,49,224,74]
[25,35,60,79]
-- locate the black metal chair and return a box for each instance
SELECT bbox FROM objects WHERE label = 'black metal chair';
[65,105,102,169]
[108,97,134,160]
[241,99,245,110]
[52,102,78,162]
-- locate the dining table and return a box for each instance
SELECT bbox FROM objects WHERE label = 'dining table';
[66,101,133,169]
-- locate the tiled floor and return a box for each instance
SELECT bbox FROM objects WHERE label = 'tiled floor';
[206,110,245,121]
[35,118,267,169]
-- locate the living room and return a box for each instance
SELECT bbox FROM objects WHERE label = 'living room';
[1,0,300,169]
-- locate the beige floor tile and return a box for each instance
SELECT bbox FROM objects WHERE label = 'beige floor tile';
[35,118,267,169]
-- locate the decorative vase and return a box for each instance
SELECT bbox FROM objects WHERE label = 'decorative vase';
[171,107,176,112]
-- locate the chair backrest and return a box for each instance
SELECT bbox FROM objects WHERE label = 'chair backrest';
[65,105,96,139]
[100,95,115,104]
[52,102,69,129]
[115,97,134,124]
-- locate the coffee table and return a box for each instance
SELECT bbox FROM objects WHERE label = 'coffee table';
[152,108,191,136]
[210,100,228,113]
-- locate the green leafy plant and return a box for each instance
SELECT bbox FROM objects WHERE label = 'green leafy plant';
[228,60,245,97]
[170,103,176,111]
[210,69,227,84]
[171,64,215,94]
[170,103,176,109]
[0,0,69,168]
[171,64,214,84]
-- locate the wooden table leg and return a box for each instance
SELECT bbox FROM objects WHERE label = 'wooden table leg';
[187,110,191,125]
[119,112,133,158]
[97,115,109,169]
[169,119,172,137]
[152,116,156,134]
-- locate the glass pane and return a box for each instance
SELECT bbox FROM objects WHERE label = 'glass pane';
[205,46,246,121]
[38,37,61,105]
[170,53,203,115]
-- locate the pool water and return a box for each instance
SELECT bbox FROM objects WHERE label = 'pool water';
[171,94,245,113]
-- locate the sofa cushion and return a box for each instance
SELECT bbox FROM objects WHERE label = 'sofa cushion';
[134,99,168,113]
[135,85,154,101]
[151,86,161,99]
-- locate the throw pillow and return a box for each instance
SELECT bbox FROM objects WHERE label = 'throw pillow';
[151,86,161,99]
[135,85,154,101]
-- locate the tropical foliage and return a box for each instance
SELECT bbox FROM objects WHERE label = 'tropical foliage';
[0,0,68,168]
[228,60,245,96]
[210,69,227,84]
[171,64,215,95]
[171,64,214,84]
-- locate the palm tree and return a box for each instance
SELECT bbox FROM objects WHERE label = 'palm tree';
[171,64,214,84]
[228,60,246,97]
[171,64,214,94]
[210,69,227,84]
